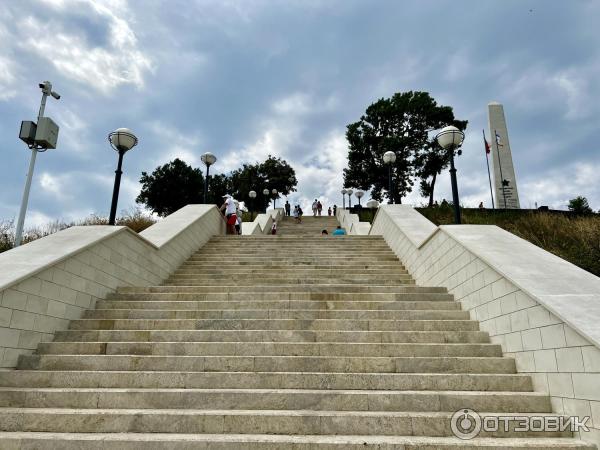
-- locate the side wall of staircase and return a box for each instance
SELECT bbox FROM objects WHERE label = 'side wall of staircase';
[371,204,600,446]
[0,205,225,368]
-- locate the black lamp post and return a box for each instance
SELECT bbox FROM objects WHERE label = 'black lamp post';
[435,126,465,224]
[249,190,256,221]
[341,189,347,209]
[263,188,270,212]
[346,188,353,209]
[201,152,217,203]
[108,128,138,225]
[272,188,278,209]
[383,151,396,204]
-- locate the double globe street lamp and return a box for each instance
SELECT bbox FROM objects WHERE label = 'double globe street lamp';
[383,151,396,204]
[435,125,465,224]
[201,152,217,204]
[108,128,138,225]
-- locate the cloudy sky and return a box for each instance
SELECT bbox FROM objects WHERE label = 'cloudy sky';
[1,0,599,227]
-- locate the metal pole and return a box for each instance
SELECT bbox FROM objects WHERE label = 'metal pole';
[342,194,345,209]
[348,194,352,209]
[388,165,393,204]
[108,150,125,225]
[494,129,507,209]
[14,91,49,247]
[483,130,495,210]
[251,199,254,221]
[449,149,461,224]
[203,164,210,203]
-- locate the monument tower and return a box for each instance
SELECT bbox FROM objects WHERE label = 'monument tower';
[488,102,520,209]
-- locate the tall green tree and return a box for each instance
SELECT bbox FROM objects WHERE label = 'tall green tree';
[568,196,593,215]
[343,91,467,205]
[230,155,297,213]
[136,159,204,216]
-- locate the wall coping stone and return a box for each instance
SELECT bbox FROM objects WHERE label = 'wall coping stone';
[0,204,215,293]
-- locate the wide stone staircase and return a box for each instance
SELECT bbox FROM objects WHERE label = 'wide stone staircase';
[0,216,594,448]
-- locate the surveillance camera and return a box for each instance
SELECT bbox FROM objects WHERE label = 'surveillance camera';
[51,91,61,100]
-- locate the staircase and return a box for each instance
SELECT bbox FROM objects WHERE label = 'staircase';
[0,216,594,448]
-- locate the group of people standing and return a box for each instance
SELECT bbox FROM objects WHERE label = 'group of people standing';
[284,200,337,218]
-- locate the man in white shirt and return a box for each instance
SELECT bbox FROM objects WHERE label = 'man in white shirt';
[220,194,237,234]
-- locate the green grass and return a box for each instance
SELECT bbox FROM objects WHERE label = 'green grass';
[0,209,156,254]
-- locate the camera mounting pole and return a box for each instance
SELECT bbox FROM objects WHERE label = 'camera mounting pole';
[14,81,60,247]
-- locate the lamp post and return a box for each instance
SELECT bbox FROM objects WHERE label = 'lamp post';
[201,152,217,204]
[107,128,138,225]
[355,190,364,208]
[341,189,347,209]
[249,190,257,221]
[435,125,465,224]
[263,188,270,211]
[383,151,396,204]
[346,189,353,209]
[14,81,61,247]
[272,188,278,209]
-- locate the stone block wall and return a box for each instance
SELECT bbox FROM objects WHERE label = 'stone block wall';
[0,205,225,368]
[370,205,600,445]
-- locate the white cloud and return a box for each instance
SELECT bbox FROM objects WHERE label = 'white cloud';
[18,0,152,93]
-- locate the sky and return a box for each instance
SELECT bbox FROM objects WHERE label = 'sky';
[1,0,600,227]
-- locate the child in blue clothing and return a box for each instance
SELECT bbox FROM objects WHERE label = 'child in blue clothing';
[332,226,346,236]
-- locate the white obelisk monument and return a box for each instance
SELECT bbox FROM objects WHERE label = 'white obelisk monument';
[488,102,520,209]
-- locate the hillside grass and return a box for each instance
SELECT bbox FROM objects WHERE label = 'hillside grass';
[0,209,156,254]
[357,206,600,278]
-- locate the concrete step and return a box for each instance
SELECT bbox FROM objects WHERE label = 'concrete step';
[17,355,515,373]
[114,285,441,294]
[107,292,451,302]
[94,299,459,310]
[0,388,550,412]
[0,433,593,449]
[0,371,533,391]
[54,329,490,344]
[173,268,410,275]
[163,277,415,286]
[80,309,465,321]
[0,409,570,437]
[67,317,476,331]
[35,342,503,357]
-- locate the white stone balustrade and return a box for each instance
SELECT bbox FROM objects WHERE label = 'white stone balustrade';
[370,204,600,446]
[0,205,225,368]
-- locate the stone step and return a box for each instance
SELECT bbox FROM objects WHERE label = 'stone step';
[54,329,490,344]
[80,309,465,320]
[68,317,475,331]
[114,285,439,294]
[0,409,570,437]
[35,342,503,357]
[0,388,550,413]
[95,299,458,310]
[186,256,400,262]
[173,268,409,275]
[0,433,593,449]
[17,355,515,373]
[163,277,415,286]
[0,371,533,391]
[107,292,451,302]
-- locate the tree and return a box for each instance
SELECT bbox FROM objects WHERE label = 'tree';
[343,91,467,205]
[568,196,593,215]
[136,159,204,216]
[230,155,297,213]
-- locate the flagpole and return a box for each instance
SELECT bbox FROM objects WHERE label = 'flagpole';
[483,130,495,210]
[494,129,507,209]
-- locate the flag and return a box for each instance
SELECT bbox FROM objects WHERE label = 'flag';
[495,131,503,147]
[484,137,490,154]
